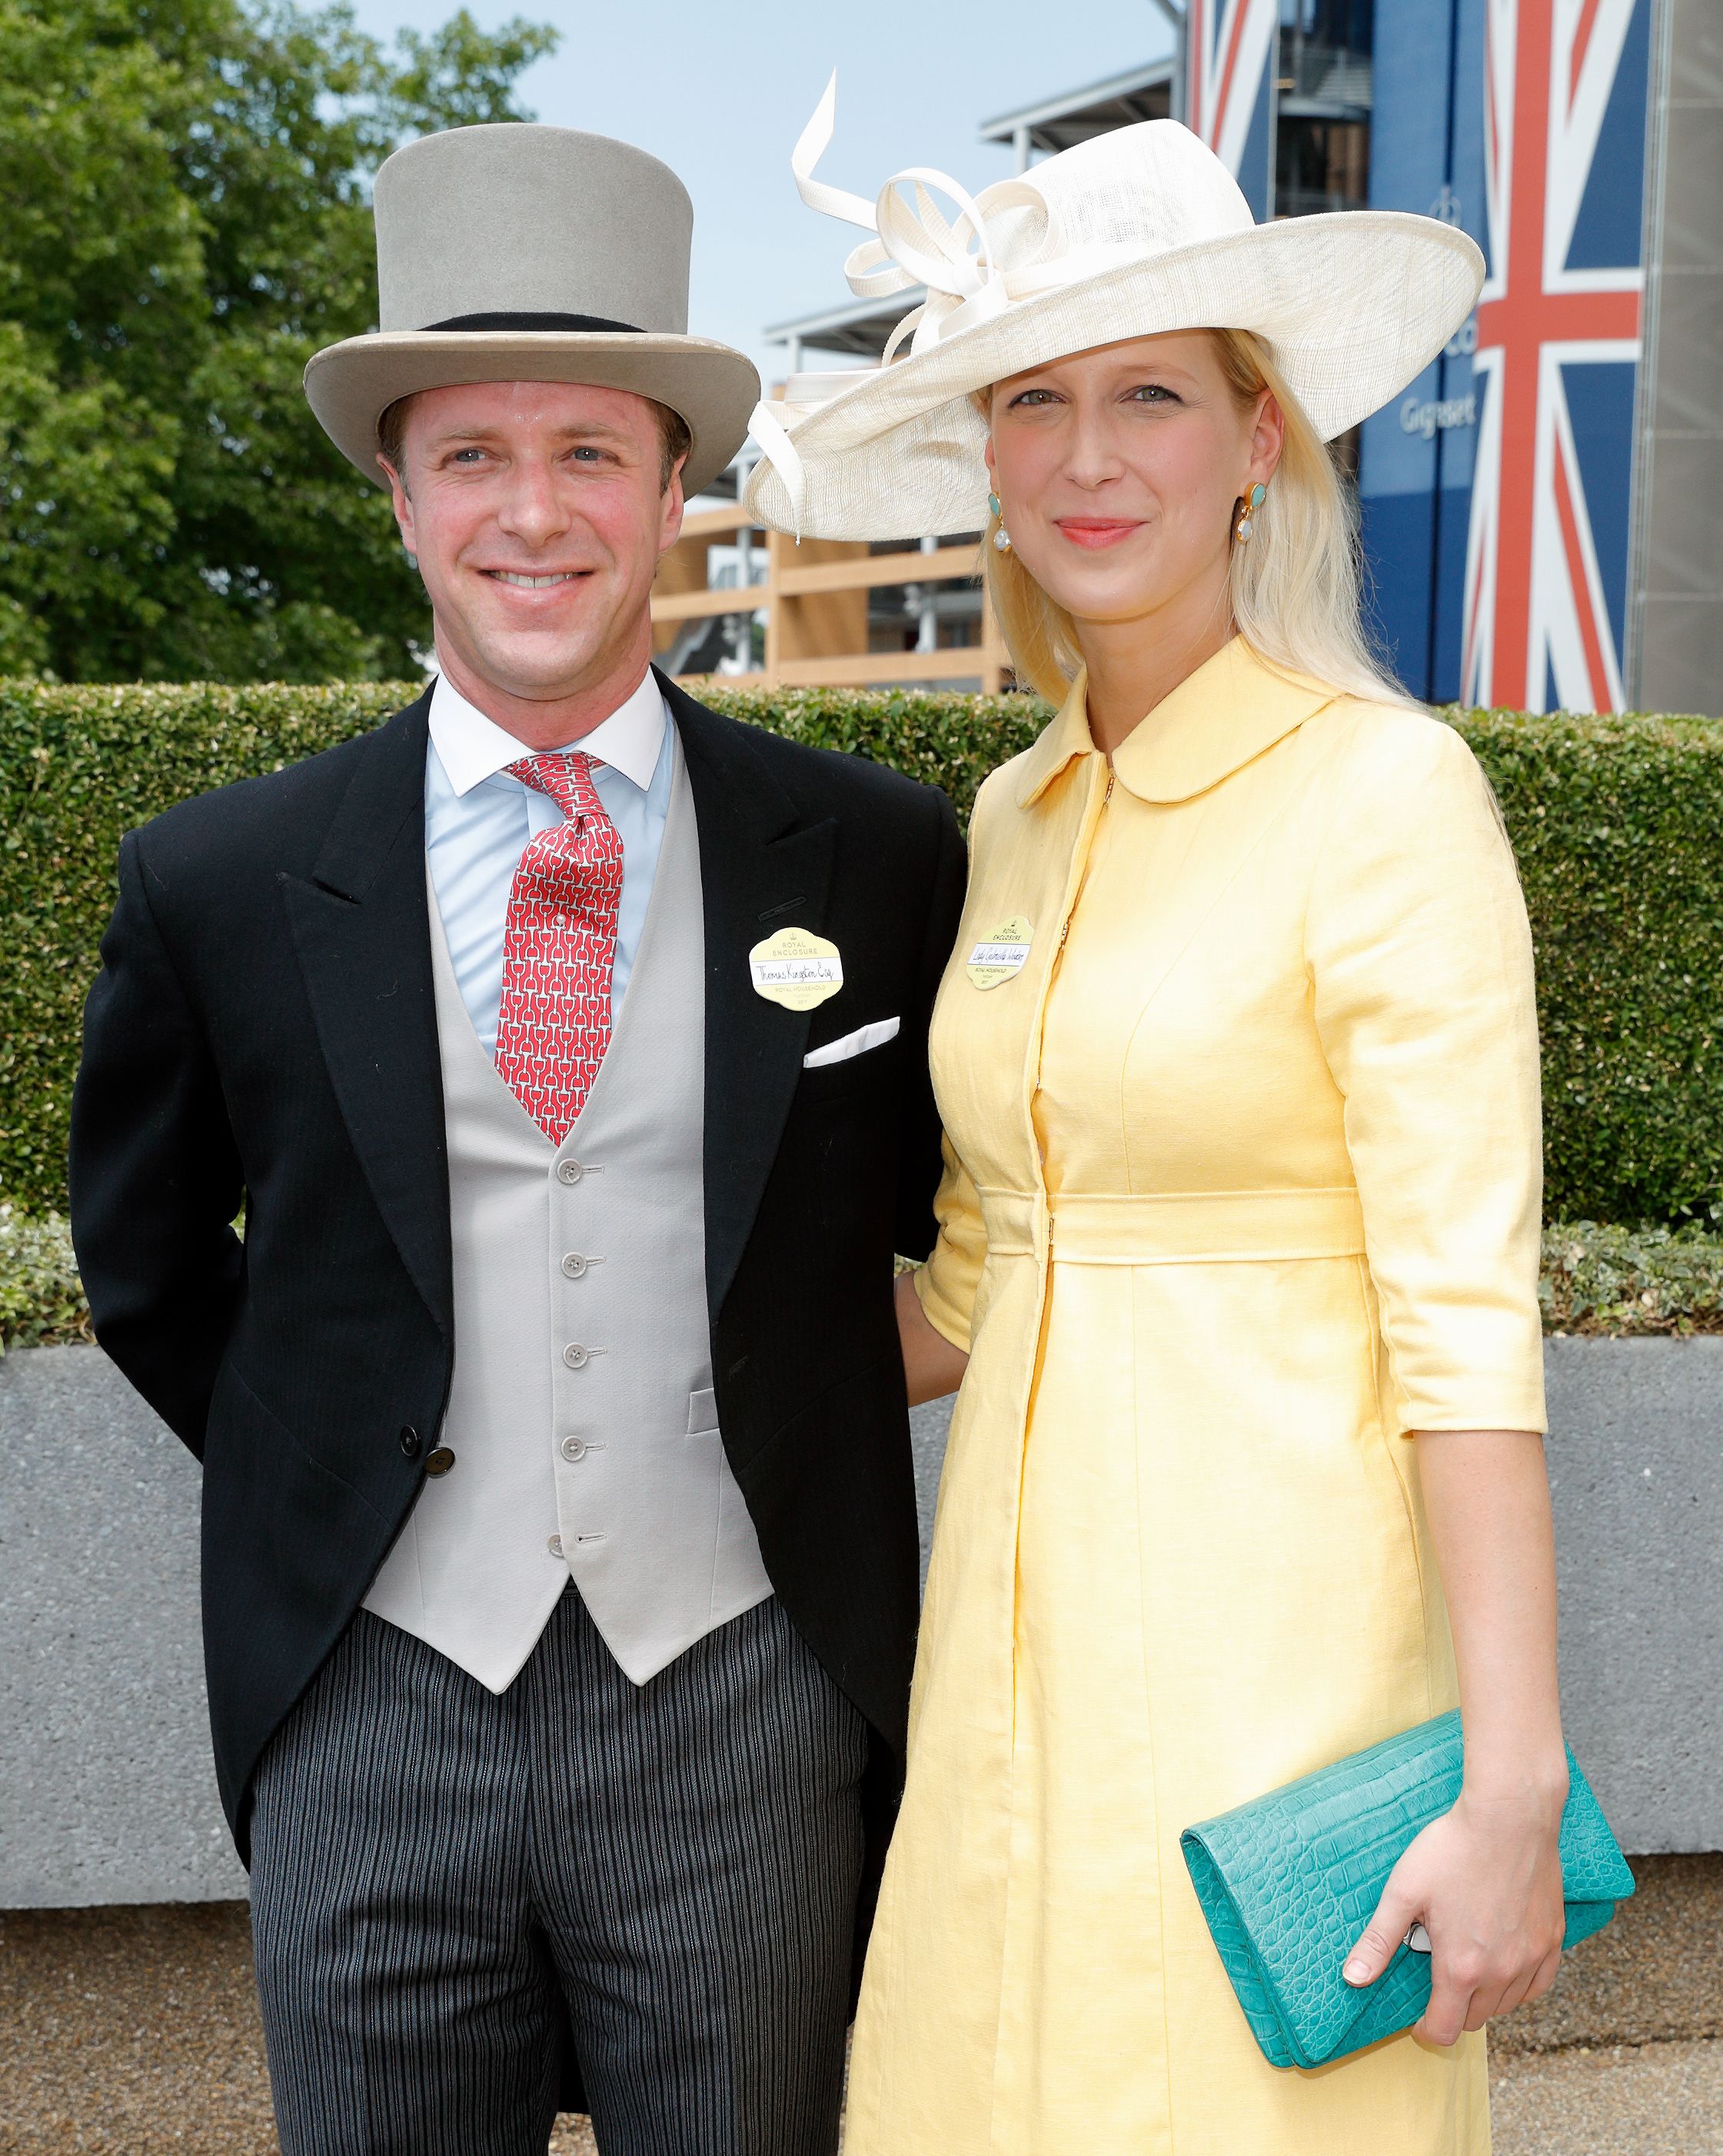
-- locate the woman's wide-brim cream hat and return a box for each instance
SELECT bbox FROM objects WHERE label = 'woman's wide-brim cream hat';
[304,124,760,498]
[743,81,1483,542]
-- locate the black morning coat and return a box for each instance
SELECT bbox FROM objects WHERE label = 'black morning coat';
[68,668,969,2018]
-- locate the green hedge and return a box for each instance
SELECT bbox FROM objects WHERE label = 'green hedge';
[6,1201,1718,1351]
[3,680,1721,1224]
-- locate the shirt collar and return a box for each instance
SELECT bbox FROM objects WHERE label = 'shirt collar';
[427,665,668,797]
[1012,672,1099,808]
[1014,637,1340,810]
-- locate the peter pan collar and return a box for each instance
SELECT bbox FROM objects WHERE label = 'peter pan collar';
[1012,670,1098,807]
[1014,637,1339,810]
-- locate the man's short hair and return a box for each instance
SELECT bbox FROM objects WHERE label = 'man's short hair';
[376,392,691,491]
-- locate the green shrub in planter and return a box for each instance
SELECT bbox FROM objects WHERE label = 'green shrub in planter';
[0,1200,87,1350]
[2,680,1721,1224]
[8,1199,1721,1352]
[1540,1220,1723,1336]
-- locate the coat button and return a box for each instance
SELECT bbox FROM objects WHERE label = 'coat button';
[561,1253,587,1279]
[424,1446,456,1477]
[560,1436,587,1462]
[398,1426,421,1459]
[557,1160,584,1186]
[562,1344,590,1369]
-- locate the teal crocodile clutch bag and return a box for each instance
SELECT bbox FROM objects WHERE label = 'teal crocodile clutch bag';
[1180,1712,1635,2070]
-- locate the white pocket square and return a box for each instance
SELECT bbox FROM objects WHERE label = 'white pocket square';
[803,1016,900,1068]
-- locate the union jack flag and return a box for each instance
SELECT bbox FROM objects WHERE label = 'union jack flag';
[1461,0,1648,714]
[1185,0,1280,220]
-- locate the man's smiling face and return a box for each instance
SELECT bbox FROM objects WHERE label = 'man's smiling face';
[381,378,685,707]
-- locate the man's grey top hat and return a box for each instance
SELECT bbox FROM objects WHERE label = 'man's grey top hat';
[304,124,760,497]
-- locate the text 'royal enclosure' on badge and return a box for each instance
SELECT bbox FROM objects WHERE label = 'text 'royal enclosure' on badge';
[750,927,844,1010]
[966,917,1033,990]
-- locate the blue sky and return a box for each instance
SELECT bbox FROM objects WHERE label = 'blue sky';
[347,1,1172,387]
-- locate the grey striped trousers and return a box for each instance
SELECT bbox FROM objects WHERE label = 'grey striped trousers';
[248,1590,868,2156]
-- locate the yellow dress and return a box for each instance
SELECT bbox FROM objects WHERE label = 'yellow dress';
[844,638,1548,2156]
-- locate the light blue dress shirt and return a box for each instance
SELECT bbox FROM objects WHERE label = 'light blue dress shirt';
[424,669,673,1058]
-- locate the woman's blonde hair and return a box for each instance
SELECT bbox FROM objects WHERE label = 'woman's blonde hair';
[978,328,1408,707]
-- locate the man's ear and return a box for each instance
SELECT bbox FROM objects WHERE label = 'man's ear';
[378,455,418,557]
[657,457,688,557]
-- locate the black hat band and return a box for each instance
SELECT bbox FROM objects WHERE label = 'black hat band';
[425,311,647,335]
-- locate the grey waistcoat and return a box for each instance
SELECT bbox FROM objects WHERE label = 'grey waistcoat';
[364,734,773,1691]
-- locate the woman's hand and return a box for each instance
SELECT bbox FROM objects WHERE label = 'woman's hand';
[1342,1426,1570,2044]
[896,1268,969,1406]
[1343,1774,1568,2043]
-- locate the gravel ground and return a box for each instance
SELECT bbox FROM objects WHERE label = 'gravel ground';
[1491,1852,1723,2055]
[4,1862,1717,2154]
[1493,2040,1723,2154]
[1,1905,270,2155]
[0,1903,596,2156]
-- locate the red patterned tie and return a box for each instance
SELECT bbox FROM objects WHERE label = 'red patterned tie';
[494,751,624,1144]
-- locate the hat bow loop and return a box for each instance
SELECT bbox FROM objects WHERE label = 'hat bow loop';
[750,74,1146,533]
[790,75,1142,361]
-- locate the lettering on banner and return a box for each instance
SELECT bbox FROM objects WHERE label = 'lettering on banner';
[1400,390,1478,441]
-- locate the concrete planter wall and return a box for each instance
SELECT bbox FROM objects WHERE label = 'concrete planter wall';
[2,1346,247,1908]
[1541,1339,1723,1853]
[3,1339,1719,1908]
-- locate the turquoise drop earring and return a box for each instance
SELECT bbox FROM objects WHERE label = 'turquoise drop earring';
[989,490,1012,554]
[1236,481,1267,542]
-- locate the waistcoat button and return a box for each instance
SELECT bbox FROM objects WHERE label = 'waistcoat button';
[557,1160,584,1186]
[563,1343,590,1369]
[560,1436,587,1462]
[398,1426,421,1459]
[424,1446,456,1476]
[547,1534,564,1559]
[561,1253,587,1279]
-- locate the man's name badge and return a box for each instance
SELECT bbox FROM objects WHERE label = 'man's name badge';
[749,927,843,1011]
[966,916,1033,990]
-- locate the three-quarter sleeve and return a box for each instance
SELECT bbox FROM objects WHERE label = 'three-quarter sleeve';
[1308,713,1547,1436]
[915,1134,988,1353]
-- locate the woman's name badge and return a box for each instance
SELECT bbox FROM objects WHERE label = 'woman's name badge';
[966,916,1033,990]
[749,927,843,1010]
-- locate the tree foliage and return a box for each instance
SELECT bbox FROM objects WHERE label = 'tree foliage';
[0,0,557,682]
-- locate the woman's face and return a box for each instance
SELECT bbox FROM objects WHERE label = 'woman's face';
[984,331,1282,637]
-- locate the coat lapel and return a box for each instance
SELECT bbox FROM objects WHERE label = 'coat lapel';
[280,690,454,1340]
[661,673,835,1322]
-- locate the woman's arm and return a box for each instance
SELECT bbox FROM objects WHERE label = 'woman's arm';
[1343,1429,1568,2043]
[896,1269,970,1406]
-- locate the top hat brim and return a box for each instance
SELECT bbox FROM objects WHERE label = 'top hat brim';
[743,211,1485,541]
[304,331,761,497]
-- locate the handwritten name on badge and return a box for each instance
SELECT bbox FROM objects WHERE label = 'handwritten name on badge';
[749,927,844,1011]
[966,916,1033,990]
